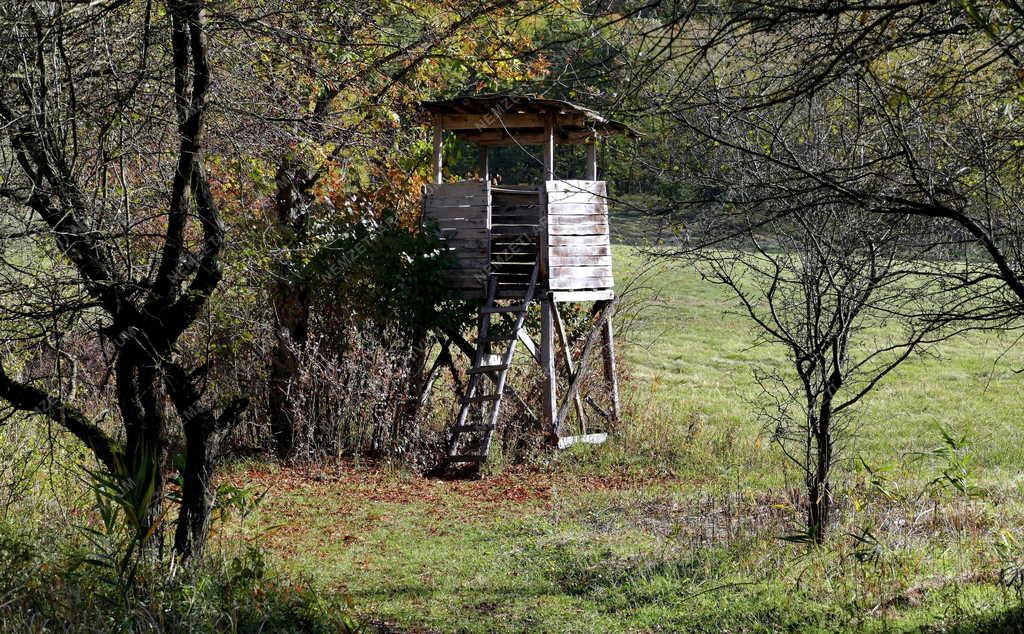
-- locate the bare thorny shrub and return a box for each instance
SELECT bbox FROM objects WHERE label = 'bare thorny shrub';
[281,329,440,465]
[209,309,454,467]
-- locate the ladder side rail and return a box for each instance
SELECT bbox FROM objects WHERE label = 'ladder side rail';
[483,250,542,437]
[448,275,498,457]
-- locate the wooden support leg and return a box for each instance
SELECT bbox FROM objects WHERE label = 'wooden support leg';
[551,301,587,434]
[541,298,557,440]
[418,340,449,408]
[601,308,620,422]
[555,301,613,433]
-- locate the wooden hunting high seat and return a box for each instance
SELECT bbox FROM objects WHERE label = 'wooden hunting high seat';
[419,95,636,475]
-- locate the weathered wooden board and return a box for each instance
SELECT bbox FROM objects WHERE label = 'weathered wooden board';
[547,234,611,247]
[434,222,487,233]
[547,191,602,203]
[426,205,489,219]
[438,229,488,242]
[448,254,488,265]
[439,227,489,238]
[424,181,489,196]
[547,213,607,225]
[441,234,489,244]
[492,275,533,284]
[549,245,611,257]
[494,210,539,222]
[440,245,487,260]
[444,246,487,258]
[549,276,613,290]
[492,185,540,193]
[446,256,490,268]
[444,267,487,278]
[552,289,615,302]
[550,264,612,278]
[437,227,488,239]
[491,237,538,245]
[493,207,539,214]
[549,265,612,277]
[557,433,608,449]
[548,222,609,236]
[545,179,607,193]
[442,250,488,261]
[492,258,538,268]
[547,202,607,215]
[549,254,613,267]
[493,197,540,204]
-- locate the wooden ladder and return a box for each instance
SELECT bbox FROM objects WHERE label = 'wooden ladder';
[441,253,541,470]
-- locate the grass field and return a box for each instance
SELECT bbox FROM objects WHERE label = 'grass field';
[218,245,1024,633]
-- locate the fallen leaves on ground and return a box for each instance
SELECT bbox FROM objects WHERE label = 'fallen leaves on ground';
[223,460,675,538]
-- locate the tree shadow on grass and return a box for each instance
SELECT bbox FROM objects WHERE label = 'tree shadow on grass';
[944,605,1024,634]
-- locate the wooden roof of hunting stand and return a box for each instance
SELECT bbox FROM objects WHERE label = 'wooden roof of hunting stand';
[419,95,627,478]
[421,95,637,146]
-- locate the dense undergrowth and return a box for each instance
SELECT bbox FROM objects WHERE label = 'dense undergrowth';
[0,522,360,633]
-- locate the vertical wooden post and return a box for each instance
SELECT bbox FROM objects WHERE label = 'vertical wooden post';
[601,305,620,421]
[551,301,587,432]
[542,114,555,181]
[432,119,443,185]
[541,298,557,439]
[539,129,556,439]
[585,140,597,180]
[478,145,489,182]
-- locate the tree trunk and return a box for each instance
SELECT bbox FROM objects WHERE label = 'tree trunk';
[807,397,835,544]
[267,160,313,460]
[166,364,248,562]
[268,282,310,459]
[397,329,431,438]
[115,347,168,533]
[807,472,831,544]
[174,423,216,560]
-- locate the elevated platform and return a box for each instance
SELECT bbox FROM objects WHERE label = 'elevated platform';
[423,179,614,301]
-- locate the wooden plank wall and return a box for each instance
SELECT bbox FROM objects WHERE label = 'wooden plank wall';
[544,180,613,291]
[423,181,490,293]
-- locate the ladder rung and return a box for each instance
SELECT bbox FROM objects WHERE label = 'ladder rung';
[447,454,486,463]
[482,305,526,314]
[468,364,509,374]
[483,334,516,343]
[451,424,495,432]
[461,394,499,404]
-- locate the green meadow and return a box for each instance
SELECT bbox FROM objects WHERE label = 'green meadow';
[216,244,1024,633]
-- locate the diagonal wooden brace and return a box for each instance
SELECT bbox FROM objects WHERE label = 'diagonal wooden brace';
[554,299,615,436]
